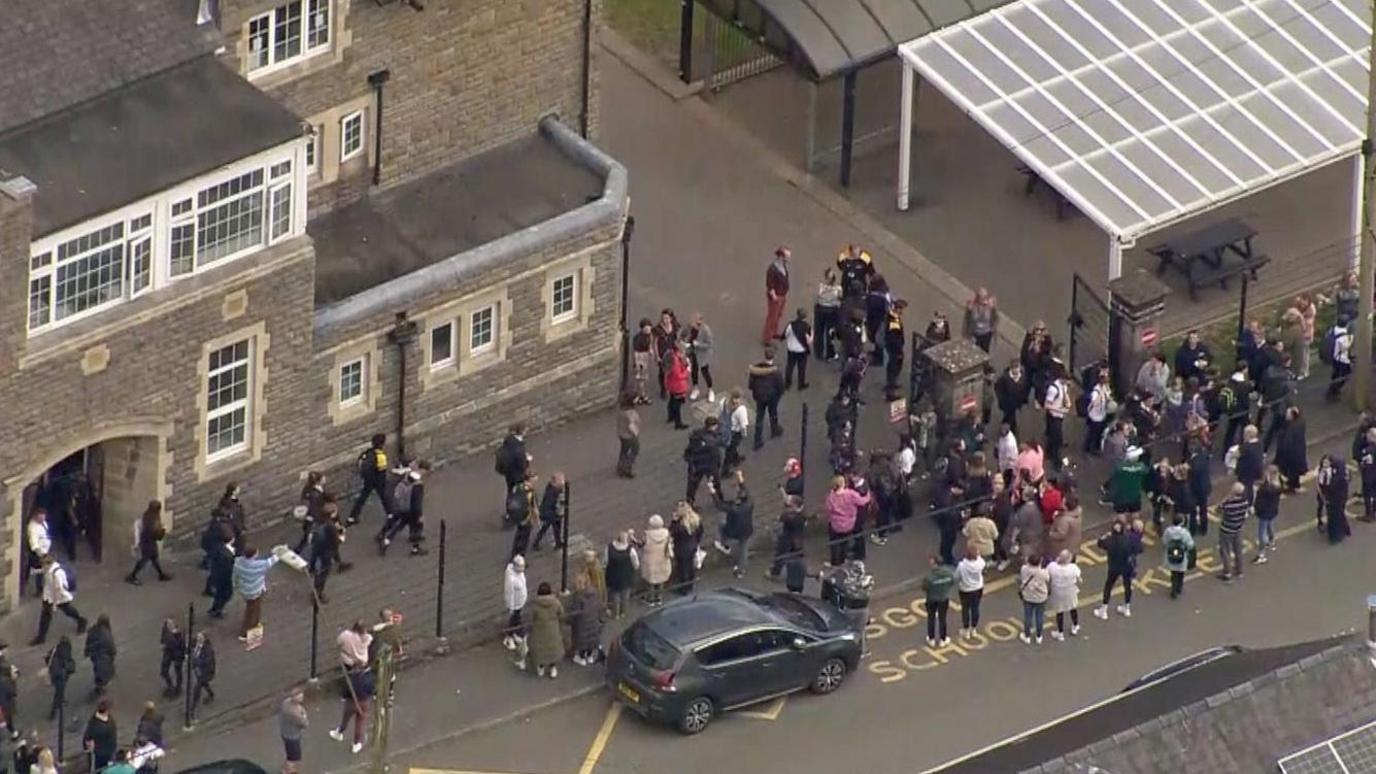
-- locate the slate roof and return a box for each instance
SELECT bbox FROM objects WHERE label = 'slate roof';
[0,57,303,238]
[931,634,1376,774]
[0,0,219,134]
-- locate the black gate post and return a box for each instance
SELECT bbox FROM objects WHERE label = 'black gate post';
[840,71,858,188]
[55,696,64,759]
[619,216,635,393]
[1237,272,1251,347]
[678,0,695,82]
[1068,275,1081,373]
[436,519,450,655]
[560,482,572,593]
[798,404,809,499]
[309,596,319,681]
[183,603,195,729]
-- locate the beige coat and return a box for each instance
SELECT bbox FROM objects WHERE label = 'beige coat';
[1046,508,1083,560]
[962,516,999,558]
[639,527,674,585]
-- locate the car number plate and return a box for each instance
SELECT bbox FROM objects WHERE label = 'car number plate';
[618,682,640,703]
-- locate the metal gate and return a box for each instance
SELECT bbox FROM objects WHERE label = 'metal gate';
[700,5,782,91]
[1067,273,1117,385]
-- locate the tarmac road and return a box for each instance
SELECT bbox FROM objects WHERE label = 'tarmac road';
[397,436,1376,774]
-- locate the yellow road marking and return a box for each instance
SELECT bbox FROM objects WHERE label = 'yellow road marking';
[410,769,528,774]
[576,703,623,774]
[738,696,788,720]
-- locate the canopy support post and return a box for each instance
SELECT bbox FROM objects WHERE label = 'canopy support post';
[805,80,818,173]
[1108,235,1123,281]
[898,62,914,211]
[1352,152,1364,269]
[678,0,694,83]
[840,70,857,188]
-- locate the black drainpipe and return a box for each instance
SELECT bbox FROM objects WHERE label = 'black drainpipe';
[368,69,391,186]
[579,0,592,138]
[387,311,418,460]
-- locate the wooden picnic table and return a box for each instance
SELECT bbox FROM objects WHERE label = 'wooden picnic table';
[1147,219,1262,300]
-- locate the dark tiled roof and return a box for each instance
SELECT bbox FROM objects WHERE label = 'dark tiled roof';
[0,0,219,134]
[0,57,303,237]
[310,132,605,306]
[935,634,1366,774]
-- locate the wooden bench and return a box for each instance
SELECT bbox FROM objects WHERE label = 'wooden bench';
[1185,253,1269,301]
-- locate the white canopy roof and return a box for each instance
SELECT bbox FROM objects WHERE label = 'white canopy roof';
[898,0,1372,243]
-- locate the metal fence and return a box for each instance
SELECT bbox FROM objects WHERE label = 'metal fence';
[699,4,782,91]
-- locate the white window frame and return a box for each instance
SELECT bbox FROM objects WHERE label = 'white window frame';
[305,126,321,175]
[27,143,304,337]
[245,0,331,78]
[205,339,254,462]
[340,111,364,163]
[550,273,577,323]
[469,305,497,354]
[338,356,366,406]
[429,321,456,370]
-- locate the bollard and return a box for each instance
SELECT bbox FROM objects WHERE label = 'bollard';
[560,482,572,593]
[798,403,809,500]
[309,596,320,682]
[435,520,450,655]
[183,603,195,730]
[55,698,64,759]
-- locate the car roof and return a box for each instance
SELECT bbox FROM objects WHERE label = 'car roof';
[637,588,785,647]
[175,760,268,774]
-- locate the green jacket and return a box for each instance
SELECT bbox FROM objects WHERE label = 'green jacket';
[922,564,956,603]
[1110,460,1149,507]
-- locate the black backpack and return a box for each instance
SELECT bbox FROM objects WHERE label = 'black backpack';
[505,488,528,522]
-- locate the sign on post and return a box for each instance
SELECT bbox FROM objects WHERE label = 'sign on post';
[958,394,978,415]
[1141,328,1159,348]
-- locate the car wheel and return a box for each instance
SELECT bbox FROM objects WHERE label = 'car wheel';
[811,657,847,694]
[677,696,715,735]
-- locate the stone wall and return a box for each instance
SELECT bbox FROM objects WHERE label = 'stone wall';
[218,0,601,216]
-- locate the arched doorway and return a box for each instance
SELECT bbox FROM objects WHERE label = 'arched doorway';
[7,425,169,607]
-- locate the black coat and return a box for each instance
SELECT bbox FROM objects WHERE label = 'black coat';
[1236,441,1264,486]
[683,429,722,473]
[46,640,76,684]
[995,370,1031,414]
[209,546,235,596]
[714,488,755,541]
[1188,451,1212,499]
[605,543,636,592]
[748,361,784,403]
[161,625,187,664]
[192,641,216,681]
[1097,530,1142,574]
[84,625,116,683]
[496,435,529,486]
[83,716,117,761]
[1275,419,1309,478]
[539,483,565,524]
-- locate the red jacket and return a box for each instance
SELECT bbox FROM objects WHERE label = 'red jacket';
[664,352,691,397]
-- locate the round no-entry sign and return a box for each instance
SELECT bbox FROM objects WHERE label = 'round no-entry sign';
[959,394,978,413]
[1141,328,1158,348]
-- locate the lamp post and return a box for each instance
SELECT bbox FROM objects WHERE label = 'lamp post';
[388,312,419,460]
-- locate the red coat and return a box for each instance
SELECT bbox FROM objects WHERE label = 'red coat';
[664,353,691,397]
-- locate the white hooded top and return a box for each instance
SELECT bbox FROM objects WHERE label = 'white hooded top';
[504,561,528,612]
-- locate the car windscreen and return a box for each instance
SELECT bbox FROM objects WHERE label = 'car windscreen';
[762,594,826,630]
[622,621,681,671]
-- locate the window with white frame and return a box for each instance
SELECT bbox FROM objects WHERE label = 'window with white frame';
[339,356,366,405]
[430,321,455,369]
[27,212,155,330]
[340,111,364,162]
[246,0,330,76]
[551,273,577,322]
[206,339,253,460]
[470,305,496,353]
[28,149,302,336]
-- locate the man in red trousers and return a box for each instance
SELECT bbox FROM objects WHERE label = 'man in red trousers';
[763,246,791,345]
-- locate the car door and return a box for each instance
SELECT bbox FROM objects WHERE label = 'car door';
[695,631,776,707]
[754,628,813,694]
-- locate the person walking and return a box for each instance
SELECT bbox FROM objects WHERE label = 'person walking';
[669,502,704,595]
[768,495,807,581]
[631,318,655,404]
[921,556,955,647]
[528,583,565,679]
[883,301,908,400]
[24,509,52,599]
[532,472,567,551]
[605,532,638,620]
[1093,517,1141,619]
[232,545,279,641]
[1217,482,1249,582]
[1320,456,1352,545]
[956,546,986,640]
[783,309,812,391]
[824,476,871,567]
[616,392,641,478]
[43,635,75,721]
[379,461,431,556]
[963,287,1000,352]
[763,246,791,345]
[1275,406,1309,492]
[125,501,172,584]
[1252,465,1282,563]
[664,344,692,430]
[82,700,117,771]
[1047,550,1082,640]
[279,688,309,774]
[1043,371,1072,470]
[190,631,216,713]
[652,310,681,400]
[721,390,750,475]
[1046,493,1083,560]
[566,575,604,666]
[31,554,85,646]
[685,312,716,402]
[1326,316,1355,400]
[684,417,723,505]
[1084,370,1113,455]
[329,665,373,754]
[748,346,785,450]
[814,268,843,361]
[709,471,754,578]
[158,618,186,698]
[135,700,164,748]
[294,471,328,554]
[206,527,236,619]
[639,515,673,606]
[494,424,531,526]
[308,503,346,603]
[1360,428,1376,523]
[506,472,538,560]
[501,555,528,658]
[1161,513,1195,599]
[83,615,116,699]
[995,361,1032,437]
[1018,556,1050,645]
[347,434,391,526]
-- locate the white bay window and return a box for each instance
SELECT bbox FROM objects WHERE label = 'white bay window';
[246,0,331,77]
[27,146,304,335]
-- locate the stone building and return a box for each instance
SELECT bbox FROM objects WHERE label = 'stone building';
[0,0,627,610]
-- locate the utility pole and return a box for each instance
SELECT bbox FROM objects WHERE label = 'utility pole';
[1356,4,1376,411]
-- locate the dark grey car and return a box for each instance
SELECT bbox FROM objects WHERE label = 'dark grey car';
[605,588,863,734]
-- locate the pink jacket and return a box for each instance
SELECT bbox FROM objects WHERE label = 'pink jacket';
[1016,448,1045,484]
[825,488,872,533]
